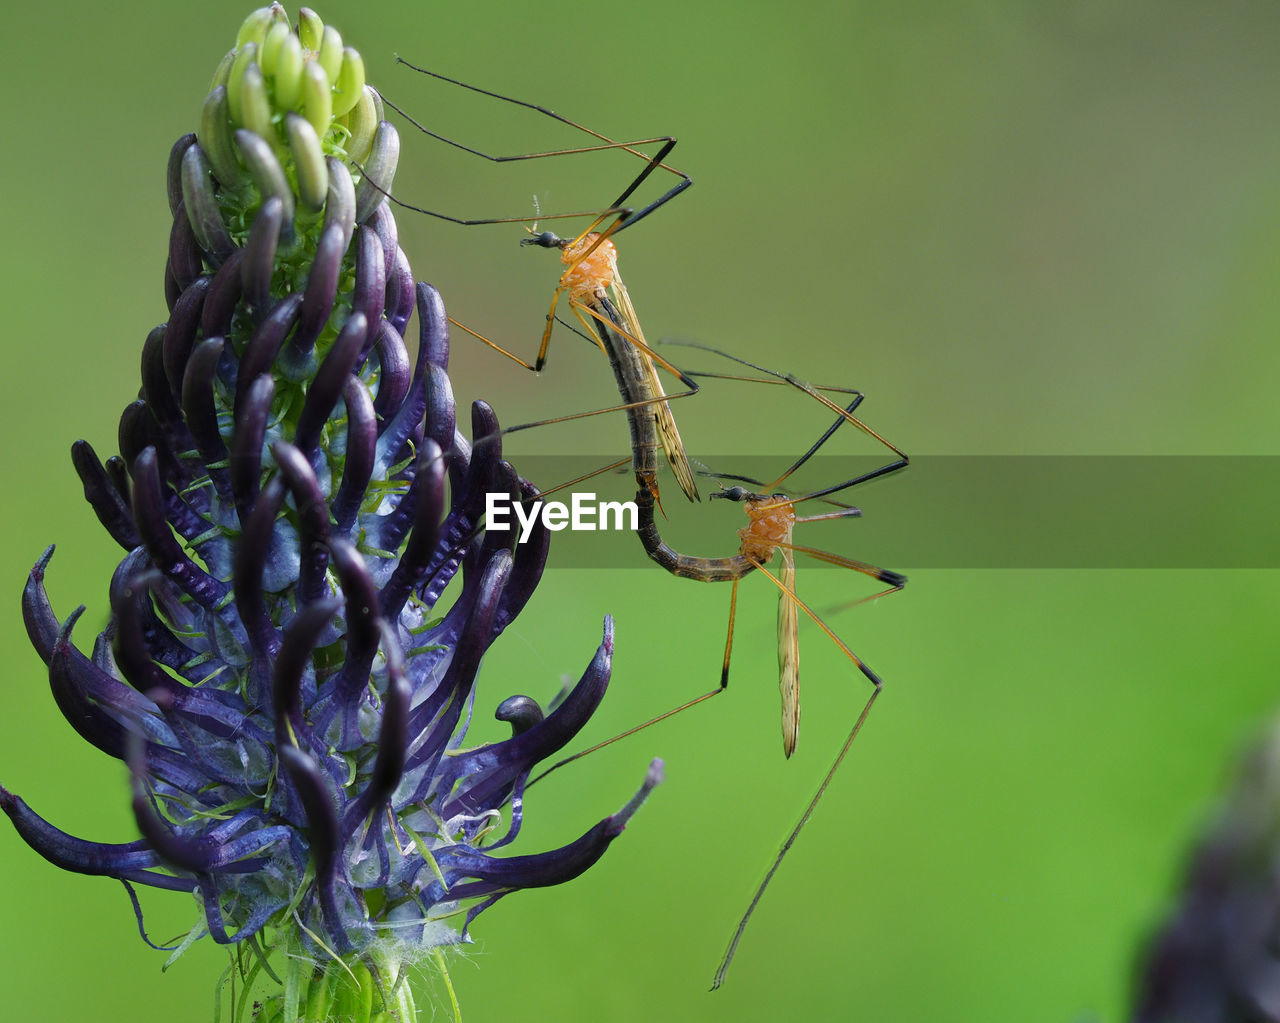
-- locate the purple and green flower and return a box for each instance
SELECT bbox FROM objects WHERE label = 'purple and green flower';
[1,6,660,1019]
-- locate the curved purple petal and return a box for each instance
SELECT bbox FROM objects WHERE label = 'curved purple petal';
[162,274,211,396]
[440,618,614,818]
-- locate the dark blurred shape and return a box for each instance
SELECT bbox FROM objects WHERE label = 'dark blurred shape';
[1133,715,1280,1022]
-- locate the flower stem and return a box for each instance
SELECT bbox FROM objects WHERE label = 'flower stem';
[254,939,421,1023]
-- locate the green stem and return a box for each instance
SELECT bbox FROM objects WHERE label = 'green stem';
[252,941,426,1023]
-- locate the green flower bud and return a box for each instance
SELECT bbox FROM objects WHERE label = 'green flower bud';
[297,7,323,52]
[237,61,275,145]
[209,48,235,92]
[323,155,356,249]
[354,120,399,223]
[180,143,234,259]
[235,6,277,49]
[286,112,328,212]
[226,41,259,127]
[343,85,378,165]
[259,19,290,78]
[272,31,305,109]
[235,128,295,227]
[316,24,343,81]
[199,85,246,187]
[300,60,332,139]
[332,47,365,118]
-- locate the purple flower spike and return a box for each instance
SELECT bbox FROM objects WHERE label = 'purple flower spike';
[3,7,660,1015]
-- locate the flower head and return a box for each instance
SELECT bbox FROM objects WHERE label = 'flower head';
[2,5,659,1014]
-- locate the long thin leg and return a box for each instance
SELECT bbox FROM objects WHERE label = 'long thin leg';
[527,577,743,789]
[573,297,704,395]
[448,309,603,372]
[712,685,880,990]
[352,136,636,229]
[493,375,699,441]
[721,578,741,687]
[709,557,886,988]
[388,59,692,232]
[697,472,861,513]
[749,559,886,688]
[672,375,880,508]
[670,357,904,507]
[664,339,909,497]
[463,368,702,510]
[373,192,632,229]
[676,372,869,505]
[703,387,892,516]
[677,368,867,400]
[791,510,864,526]
[525,458,632,502]
[391,60,684,180]
[778,542,907,592]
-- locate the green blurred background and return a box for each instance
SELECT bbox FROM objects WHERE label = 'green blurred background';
[3,1,1279,1019]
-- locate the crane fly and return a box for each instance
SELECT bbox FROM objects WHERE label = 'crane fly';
[359,59,697,388]
[635,342,908,987]
[452,314,906,985]
[517,226,701,503]
[356,61,705,504]
[507,284,907,982]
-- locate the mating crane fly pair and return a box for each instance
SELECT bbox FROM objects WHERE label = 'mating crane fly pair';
[375,59,909,987]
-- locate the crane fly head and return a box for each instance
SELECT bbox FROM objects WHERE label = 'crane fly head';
[712,484,768,503]
[520,228,567,250]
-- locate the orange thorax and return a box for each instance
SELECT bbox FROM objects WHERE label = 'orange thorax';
[738,497,796,563]
[561,233,618,302]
